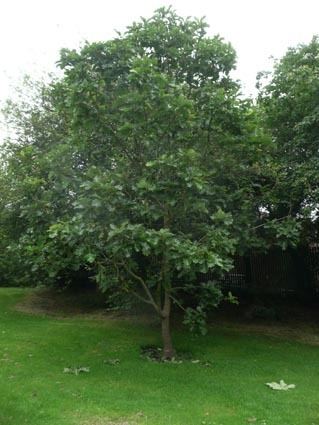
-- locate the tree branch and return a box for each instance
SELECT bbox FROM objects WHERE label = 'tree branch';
[130,290,157,307]
[250,214,291,231]
[170,294,187,312]
[121,263,161,315]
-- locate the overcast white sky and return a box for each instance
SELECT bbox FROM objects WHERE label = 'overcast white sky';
[0,0,318,102]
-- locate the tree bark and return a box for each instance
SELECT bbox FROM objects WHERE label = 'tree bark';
[161,290,175,359]
[160,212,175,359]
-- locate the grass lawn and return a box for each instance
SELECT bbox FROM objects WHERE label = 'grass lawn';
[0,288,319,425]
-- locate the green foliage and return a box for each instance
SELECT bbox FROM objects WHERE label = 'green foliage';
[183,282,238,335]
[0,7,308,351]
[184,305,208,335]
[258,37,319,243]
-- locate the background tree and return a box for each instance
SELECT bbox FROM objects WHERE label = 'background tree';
[258,37,319,242]
[0,78,81,286]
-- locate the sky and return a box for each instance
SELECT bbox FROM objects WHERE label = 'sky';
[0,0,319,102]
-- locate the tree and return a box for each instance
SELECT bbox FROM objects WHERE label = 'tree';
[1,8,297,358]
[258,37,319,242]
[0,78,80,286]
[52,8,246,358]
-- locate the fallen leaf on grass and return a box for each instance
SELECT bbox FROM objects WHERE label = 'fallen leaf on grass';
[265,380,295,390]
[63,366,90,375]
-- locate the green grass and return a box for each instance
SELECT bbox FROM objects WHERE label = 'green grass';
[0,288,319,425]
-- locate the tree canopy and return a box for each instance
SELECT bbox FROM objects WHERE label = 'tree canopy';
[258,37,319,242]
[0,7,310,357]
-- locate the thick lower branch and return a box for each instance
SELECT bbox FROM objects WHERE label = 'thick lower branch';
[121,263,161,315]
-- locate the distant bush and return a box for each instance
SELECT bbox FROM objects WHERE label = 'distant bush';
[246,304,278,321]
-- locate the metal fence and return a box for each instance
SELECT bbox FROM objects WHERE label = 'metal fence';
[211,246,319,295]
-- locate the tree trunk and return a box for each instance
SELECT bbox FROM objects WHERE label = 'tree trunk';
[161,290,175,359]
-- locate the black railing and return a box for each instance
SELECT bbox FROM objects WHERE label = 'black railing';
[212,246,319,295]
